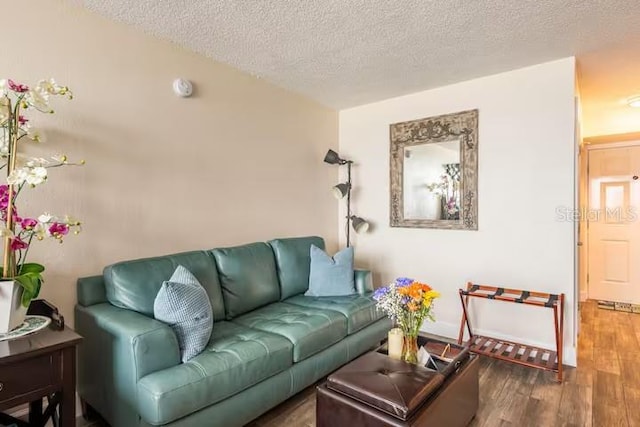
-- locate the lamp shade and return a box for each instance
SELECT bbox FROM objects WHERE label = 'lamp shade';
[324,149,345,165]
[351,216,370,234]
[332,183,350,199]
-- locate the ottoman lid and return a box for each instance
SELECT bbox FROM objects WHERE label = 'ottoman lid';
[326,351,445,420]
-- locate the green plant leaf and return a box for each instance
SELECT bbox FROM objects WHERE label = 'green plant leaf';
[15,271,43,307]
[19,263,45,274]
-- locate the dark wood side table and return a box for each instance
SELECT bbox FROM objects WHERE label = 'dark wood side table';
[0,324,82,427]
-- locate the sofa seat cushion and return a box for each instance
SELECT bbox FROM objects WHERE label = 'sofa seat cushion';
[233,302,347,362]
[137,321,293,425]
[285,293,384,335]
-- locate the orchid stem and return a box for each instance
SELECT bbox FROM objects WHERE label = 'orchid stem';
[19,234,34,275]
[2,98,18,278]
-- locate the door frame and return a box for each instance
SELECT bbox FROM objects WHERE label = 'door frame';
[582,138,640,301]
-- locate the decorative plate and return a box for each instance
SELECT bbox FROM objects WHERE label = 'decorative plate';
[0,315,51,342]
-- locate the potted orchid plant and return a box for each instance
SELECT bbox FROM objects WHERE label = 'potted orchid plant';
[0,78,82,333]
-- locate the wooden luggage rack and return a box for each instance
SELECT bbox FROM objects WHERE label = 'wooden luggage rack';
[458,283,565,382]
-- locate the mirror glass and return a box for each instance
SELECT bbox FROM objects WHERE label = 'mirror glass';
[403,139,461,220]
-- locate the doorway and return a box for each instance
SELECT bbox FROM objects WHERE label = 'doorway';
[581,137,640,305]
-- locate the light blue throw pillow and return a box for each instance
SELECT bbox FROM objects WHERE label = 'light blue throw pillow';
[305,245,356,297]
[154,265,213,362]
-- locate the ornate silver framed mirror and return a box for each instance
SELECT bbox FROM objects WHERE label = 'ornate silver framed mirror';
[390,109,478,230]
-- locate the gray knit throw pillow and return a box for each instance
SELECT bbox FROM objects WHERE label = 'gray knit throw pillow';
[154,265,213,362]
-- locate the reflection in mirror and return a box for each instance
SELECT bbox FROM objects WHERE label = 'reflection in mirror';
[403,140,461,220]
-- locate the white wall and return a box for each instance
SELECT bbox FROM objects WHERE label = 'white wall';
[339,58,578,365]
[0,1,339,326]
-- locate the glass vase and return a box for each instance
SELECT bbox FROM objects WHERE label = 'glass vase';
[402,334,419,364]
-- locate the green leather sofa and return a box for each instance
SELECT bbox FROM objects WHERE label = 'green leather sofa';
[75,236,391,427]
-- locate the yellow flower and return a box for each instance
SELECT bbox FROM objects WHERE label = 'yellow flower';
[425,290,440,299]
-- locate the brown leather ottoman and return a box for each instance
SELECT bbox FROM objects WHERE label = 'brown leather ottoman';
[316,347,479,426]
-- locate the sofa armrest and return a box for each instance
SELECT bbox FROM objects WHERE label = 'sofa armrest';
[77,303,180,379]
[354,269,373,295]
[76,303,180,426]
[77,275,108,307]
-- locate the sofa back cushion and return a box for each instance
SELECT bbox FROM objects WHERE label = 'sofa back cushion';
[103,251,226,321]
[268,236,325,300]
[211,242,280,319]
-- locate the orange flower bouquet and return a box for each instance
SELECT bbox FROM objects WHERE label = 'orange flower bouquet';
[373,277,440,363]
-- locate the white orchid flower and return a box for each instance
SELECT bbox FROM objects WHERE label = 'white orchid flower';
[32,222,47,241]
[7,168,28,185]
[64,215,81,227]
[0,133,8,157]
[25,167,47,186]
[0,228,14,238]
[38,213,53,224]
[26,158,49,168]
[63,215,82,234]
[25,88,51,113]
[0,80,7,97]
[37,79,56,94]
[36,79,72,99]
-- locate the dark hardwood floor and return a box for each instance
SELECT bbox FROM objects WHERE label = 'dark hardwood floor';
[75,300,640,426]
[248,300,639,427]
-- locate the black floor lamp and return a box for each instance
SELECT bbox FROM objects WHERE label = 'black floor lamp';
[324,149,369,247]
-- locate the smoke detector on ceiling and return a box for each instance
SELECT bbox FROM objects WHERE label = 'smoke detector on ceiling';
[173,78,193,97]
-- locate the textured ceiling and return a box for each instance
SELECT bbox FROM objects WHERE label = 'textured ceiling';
[69,0,640,109]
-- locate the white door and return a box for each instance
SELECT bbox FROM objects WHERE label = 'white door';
[588,145,640,303]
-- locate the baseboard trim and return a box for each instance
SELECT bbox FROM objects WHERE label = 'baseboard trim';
[580,291,588,302]
[421,320,577,367]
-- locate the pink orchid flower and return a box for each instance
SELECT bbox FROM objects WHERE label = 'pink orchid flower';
[49,222,69,236]
[7,79,29,93]
[10,237,28,251]
[21,218,38,229]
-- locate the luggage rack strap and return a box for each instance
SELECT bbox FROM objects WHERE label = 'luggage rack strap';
[545,294,559,308]
[487,288,504,299]
[461,284,560,307]
[461,284,480,296]
[515,291,530,303]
